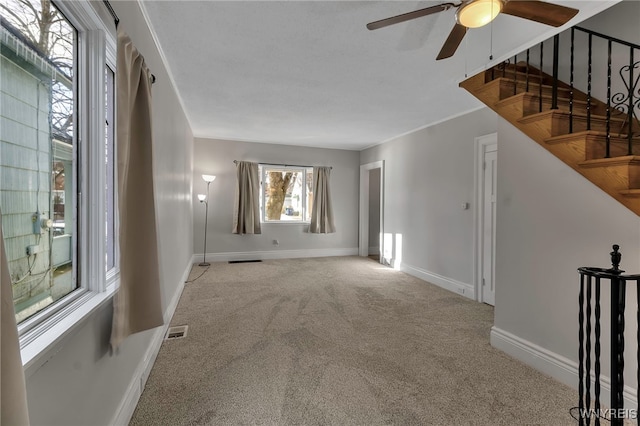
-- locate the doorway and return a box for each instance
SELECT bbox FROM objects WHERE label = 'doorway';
[475,134,497,306]
[359,161,384,263]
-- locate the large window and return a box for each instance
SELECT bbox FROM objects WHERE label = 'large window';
[1,0,118,365]
[260,165,313,223]
[1,0,78,323]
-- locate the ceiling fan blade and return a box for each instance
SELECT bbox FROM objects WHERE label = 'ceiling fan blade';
[502,0,579,27]
[367,3,456,31]
[436,23,467,60]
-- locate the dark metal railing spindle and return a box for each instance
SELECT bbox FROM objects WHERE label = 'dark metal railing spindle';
[610,273,626,426]
[587,33,593,132]
[627,47,634,155]
[586,274,593,418]
[570,28,575,133]
[551,34,560,110]
[539,41,544,112]
[513,54,518,96]
[606,40,613,158]
[579,272,586,426]
[526,49,530,92]
[594,277,601,426]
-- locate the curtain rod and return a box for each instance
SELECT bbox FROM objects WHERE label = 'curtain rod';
[233,160,332,170]
[103,0,156,84]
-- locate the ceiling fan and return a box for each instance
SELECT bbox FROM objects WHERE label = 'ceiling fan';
[366,0,579,60]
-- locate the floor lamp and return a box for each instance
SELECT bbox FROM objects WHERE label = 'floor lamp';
[198,174,216,266]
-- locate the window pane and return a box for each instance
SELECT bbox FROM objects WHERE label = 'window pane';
[105,66,115,271]
[1,0,78,322]
[262,167,306,222]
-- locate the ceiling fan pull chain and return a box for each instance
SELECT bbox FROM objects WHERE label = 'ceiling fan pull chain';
[489,17,494,61]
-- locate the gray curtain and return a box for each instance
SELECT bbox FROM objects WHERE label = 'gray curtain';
[110,29,164,350]
[1,210,31,425]
[232,161,261,234]
[309,166,336,234]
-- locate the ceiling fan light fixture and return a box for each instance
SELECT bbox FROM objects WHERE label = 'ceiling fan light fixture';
[456,0,503,28]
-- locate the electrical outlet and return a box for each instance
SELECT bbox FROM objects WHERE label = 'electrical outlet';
[26,245,40,255]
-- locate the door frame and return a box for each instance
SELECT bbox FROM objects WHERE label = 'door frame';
[474,133,497,304]
[359,161,384,261]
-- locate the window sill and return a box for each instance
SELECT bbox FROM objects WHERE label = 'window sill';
[261,221,311,225]
[20,282,118,377]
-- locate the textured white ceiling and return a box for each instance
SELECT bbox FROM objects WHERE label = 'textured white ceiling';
[140,1,617,150]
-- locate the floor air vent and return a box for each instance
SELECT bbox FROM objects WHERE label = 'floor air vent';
[165,325,188,340]
[228,260,262,264]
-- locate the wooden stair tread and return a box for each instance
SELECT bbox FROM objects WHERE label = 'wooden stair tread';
[620,189,640,197]
[546,130,640,143]
[579,155,640,167]
[491,77,573,93]
[495,92,590,107]
[519,109,628,124]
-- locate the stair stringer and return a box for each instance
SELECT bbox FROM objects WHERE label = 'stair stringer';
[460,71,640,216]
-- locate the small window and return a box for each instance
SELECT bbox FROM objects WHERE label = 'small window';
[260,166,313,223]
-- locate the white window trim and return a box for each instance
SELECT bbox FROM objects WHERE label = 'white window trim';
[16,0,119,374]
[105,64,119,281]
[260,164,312,224]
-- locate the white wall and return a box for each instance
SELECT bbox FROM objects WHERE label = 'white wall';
[493,115,640,396]
[193,138,359,260]
[24,1,194,425]
[360,107,497,295]
[491,0,640,400]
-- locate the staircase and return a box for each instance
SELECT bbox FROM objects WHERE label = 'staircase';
[460,27,640,216]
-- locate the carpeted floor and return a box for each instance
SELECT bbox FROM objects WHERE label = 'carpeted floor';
[130,256,579,425]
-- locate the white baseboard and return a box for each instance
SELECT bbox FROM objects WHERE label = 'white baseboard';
[192,247,359,263]
[111,260,190,426]
[400,262,475,300]
[491,326,638,410]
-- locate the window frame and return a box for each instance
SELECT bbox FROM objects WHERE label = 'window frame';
[259,164,313,224]
[13,0,120,372]
[105,63,119,283]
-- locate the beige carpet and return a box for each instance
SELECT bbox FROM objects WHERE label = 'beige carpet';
[130,256,578,425]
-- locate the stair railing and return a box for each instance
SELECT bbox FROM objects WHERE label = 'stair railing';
[577,245,640,425]
[491,26,639,159]
[572,27,639,157]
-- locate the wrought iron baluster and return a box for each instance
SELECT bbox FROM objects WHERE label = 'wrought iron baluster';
[610,275,625,426]
[526,49,530,92]
[539,41,544,112]
[627,47,634,155]
[594,277,601,426]
[586,273,593,420]
[587,33,593,132]
[551,34,559,110]
[513,54,518,96]
[579,273,585,426]
[570,28,575,133]
[607,40,612,158]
